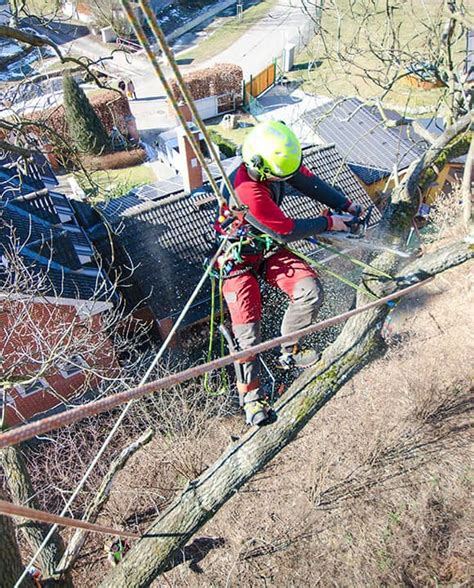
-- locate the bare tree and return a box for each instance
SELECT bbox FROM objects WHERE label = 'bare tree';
[0,205,150,583]
[301,0,472,122]
[98,112,473,587]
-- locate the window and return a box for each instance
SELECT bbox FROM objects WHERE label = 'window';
[0,390,15,408]
[59,355,88,379]
[74,244,93,265]
[15,379,48,398]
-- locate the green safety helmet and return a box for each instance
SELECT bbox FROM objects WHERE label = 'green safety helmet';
[242,120,302,181]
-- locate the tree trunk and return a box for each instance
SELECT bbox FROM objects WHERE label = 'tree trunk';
[0,489,34,588]
[0,445,66,581]
[98,239,472,588]
[99,113,473,588]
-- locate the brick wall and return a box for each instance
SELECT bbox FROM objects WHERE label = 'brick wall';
[0,301,118,426]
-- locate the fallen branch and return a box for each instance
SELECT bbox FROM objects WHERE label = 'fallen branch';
[57,428,154,573]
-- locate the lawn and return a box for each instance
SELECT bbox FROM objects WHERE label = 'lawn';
[178,0,280,64]
[76,164,157,202]
[206,112,258,152]
[287,0,471,115]
[24,0,61,17]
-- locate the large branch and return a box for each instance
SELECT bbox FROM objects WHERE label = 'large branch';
[56,428,154,574]
[99,112,474,587]
[0,445,67,582]
[99,239,473,588]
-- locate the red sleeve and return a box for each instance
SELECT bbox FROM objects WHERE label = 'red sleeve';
[236,179,295,235]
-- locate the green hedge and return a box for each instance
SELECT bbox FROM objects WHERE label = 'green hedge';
[208,129,238,158]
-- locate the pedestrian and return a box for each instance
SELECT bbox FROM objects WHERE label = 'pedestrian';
[118,79,126,93]
[126,79,137,100]
[215,121,364,426]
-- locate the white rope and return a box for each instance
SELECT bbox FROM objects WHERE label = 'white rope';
[15,237,229,586]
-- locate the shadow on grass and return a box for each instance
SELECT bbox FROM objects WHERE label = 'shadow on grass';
[176,57,194,65]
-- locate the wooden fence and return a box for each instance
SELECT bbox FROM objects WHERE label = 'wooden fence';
[243,62,276,105]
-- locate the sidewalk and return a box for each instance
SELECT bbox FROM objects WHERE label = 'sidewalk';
[199,0,311,77]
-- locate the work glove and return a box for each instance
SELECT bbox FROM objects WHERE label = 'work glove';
[346,201,365,216]
[328,214,355,232]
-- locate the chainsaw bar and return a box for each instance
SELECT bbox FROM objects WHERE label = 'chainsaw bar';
[316,231,411,258]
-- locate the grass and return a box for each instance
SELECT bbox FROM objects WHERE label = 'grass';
[206,113,257,148]
[24,0,60,17]
[287,0,472,114]
[76,164,157,202]
[178,0,280,64]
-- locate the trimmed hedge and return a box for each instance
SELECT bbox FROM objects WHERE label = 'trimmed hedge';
[170,63,243,103]
[208,129,238,158]
[83,148,148,171]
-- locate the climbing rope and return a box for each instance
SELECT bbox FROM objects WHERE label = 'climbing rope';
[15,2,248,580]
[308,239,394,280]
[0,499,140,539]
[0,277,434,451]
[120,0,244,211]
[287,246,383,302]
[14,236,231,587]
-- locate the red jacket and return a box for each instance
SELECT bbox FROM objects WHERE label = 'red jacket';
[229,163,352,243]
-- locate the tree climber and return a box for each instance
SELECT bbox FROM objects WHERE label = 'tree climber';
[215,121,364,427]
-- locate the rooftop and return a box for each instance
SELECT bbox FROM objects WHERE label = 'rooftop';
[0,162,112,303]
[96,144,378,325]
[301,97,426,184]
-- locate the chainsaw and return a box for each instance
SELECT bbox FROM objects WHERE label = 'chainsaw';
[311,205,411,259]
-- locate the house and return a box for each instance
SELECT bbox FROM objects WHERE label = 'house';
[301,97,427,200]
[86,143,377,342]
[0,157,118,426]
[411,116,470,200]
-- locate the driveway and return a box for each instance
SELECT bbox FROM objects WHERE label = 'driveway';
[199,0,313,77]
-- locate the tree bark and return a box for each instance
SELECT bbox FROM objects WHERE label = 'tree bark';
[97,110,473,588]
[98,238,472,588]
[0,445,66,582]
[0,489,34,588]
[57,428,154,574]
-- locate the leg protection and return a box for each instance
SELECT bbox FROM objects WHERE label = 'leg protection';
[232,321,261,405]
[281,276,323,353]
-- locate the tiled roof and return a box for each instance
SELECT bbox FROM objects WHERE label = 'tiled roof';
[96,145,377,324]
[301,97,425,183]
[0,165,112,302]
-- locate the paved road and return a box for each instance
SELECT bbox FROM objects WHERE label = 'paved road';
[199,0,312,77]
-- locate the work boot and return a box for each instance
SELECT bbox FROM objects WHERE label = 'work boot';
[278,345,320,370]
[242,390,270,426]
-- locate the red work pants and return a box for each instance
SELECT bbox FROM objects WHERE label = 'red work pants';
[222,248,322,395]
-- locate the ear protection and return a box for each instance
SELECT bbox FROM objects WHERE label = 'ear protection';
[249,154,268,181]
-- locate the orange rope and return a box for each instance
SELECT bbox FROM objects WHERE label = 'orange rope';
[0,278,433,449]
[0,499,140,539]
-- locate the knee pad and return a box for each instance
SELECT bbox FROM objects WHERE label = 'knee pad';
[292,276,323,309]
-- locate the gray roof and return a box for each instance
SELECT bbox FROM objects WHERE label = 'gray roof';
[0,165,112,302]
[301,97,426,183]
[96,144,377,324]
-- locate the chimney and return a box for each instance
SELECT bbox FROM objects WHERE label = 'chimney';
[177,124,203,194]
[177,100,193,123]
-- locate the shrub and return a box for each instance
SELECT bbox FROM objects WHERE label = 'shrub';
[63,75,110,155]
[170,63,243,103]
[208,129,237,158]
[82,148,147,171]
